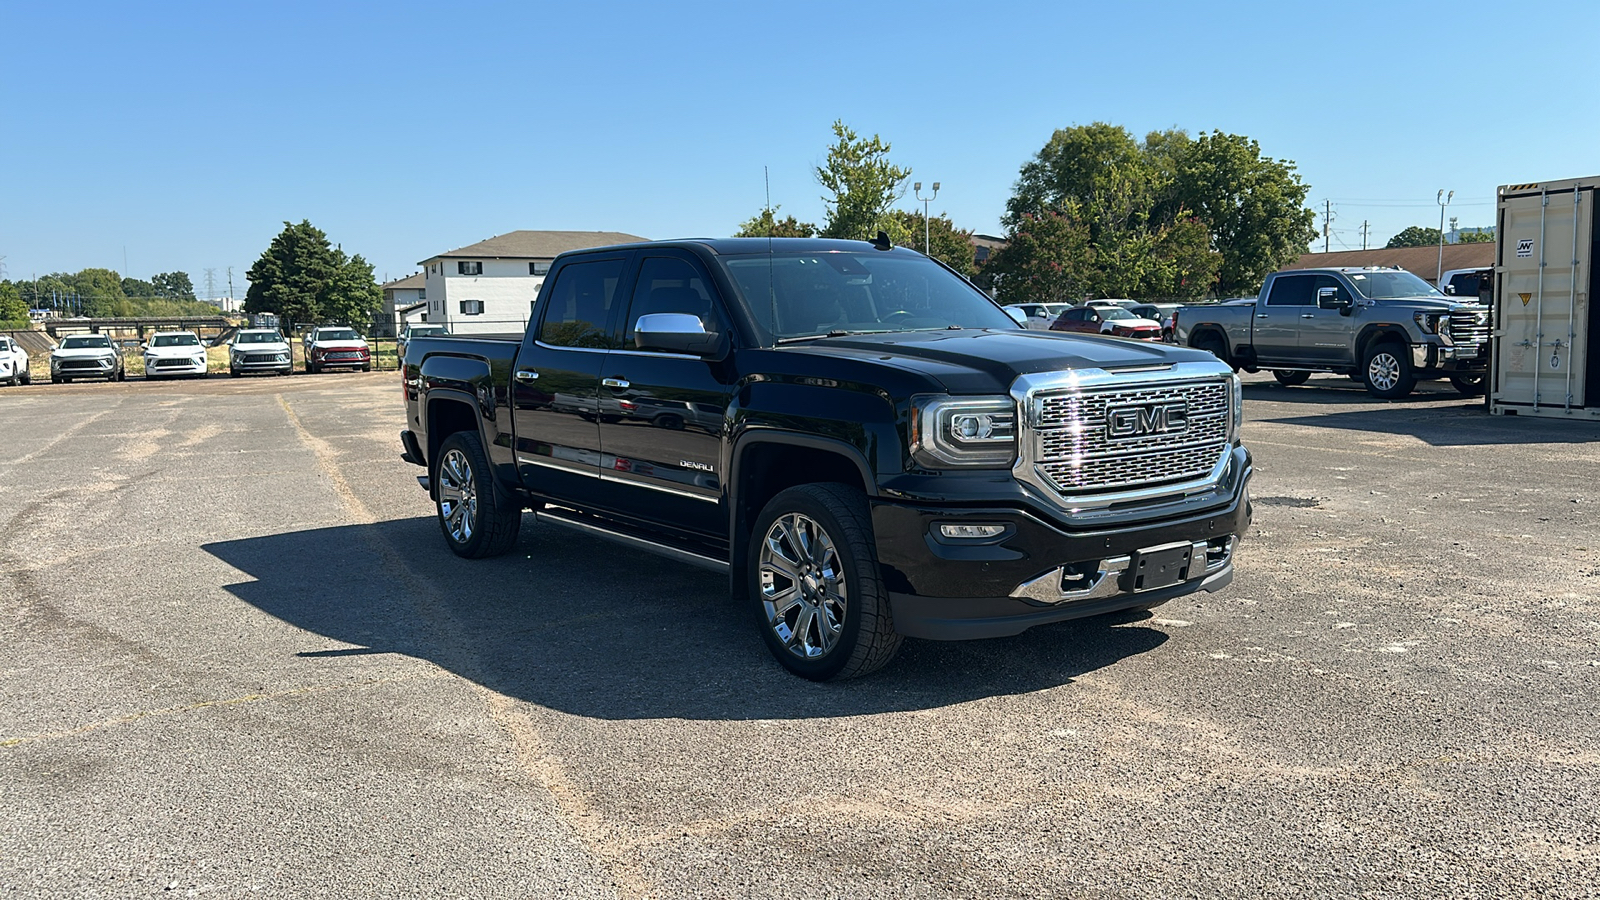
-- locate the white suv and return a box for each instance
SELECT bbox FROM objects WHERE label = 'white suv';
[0,336,31,385]
[143,331,209,380]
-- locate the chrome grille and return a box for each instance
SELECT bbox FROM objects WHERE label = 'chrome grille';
[153,357,193,367]
[1034,380,1230,495]
[60,359,105,370]
[1446,309,1490,351]
[244,352,281,363]
[325,351,365,360]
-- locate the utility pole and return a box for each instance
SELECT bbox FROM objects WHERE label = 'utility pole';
[1323,200,1334,253]
[1360,220,1371,251]
[227,267,235,304]
[1436,189,1454,283]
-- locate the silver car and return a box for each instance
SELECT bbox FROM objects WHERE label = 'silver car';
[51,334,125,383]
[229,328,293,376]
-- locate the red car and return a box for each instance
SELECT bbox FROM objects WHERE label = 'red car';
[1049,306,1163,341]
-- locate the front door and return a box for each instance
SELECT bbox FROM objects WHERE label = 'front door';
[1298,274,1356,365]
[510,254,630,505]
[594,252,735,540]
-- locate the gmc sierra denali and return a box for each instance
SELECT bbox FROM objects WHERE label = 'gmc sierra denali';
[400,238,1252,680]
[1175,266,1490,398]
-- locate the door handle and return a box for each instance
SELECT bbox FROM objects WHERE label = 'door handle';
[514,370,539,382]
[1301,314,1316,319]
[1255,314,1270,319]
[601,377,630,389]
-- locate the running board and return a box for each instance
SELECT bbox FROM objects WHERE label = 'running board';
[533,507,729,575]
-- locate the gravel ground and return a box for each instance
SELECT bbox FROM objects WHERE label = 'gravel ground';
[1,371,1596,899]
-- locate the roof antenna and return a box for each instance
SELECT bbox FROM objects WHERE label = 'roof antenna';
[869,230,892,251]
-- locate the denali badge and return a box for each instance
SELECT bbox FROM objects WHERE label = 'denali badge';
[1107,402,1188,439]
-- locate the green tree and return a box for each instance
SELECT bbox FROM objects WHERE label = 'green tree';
[817,120,912,242]
[245,221,341,325]
[320,251,383,326]
[1386,226,1443,248]
[0,282,29,326]
[983,209,1096,305]
[1004,123,1154,236]
[734,206,817,238]
[890,210,977,277]
[1167,131,1316,295]
[67,268,127,317]
[1456,230,1495,244]
[153,271,196,300]
[121,277,159,299]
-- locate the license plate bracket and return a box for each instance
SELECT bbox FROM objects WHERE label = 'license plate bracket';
[1123,542,1197,592]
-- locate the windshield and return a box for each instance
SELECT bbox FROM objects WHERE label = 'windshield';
[1099,308,1134,321]
[237,331,283,344]
[61,336,111,349]
[152,333,200,347]
[1346,270,1446,300]
[720,251,1016,342]
[317,329,360,341]
[408,326,446,337]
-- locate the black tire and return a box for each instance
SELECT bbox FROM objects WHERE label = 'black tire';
[307,361,319,374]
[115,367,126,382]
[1192,333,1230,367]
[1272,370,1311,386]
[19,371,30,385]
[1361,341,1416,399]
[1449,373,1485,397]
[230,367,241,377]
[362,364,371,373]
[51,376,61,384]
[433,431,521,559]
[747,483,902,681]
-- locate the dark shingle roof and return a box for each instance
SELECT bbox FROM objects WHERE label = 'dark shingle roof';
[420,230,649,264]
[381,272,426,291]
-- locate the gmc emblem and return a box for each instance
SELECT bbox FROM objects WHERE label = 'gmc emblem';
[1107,402,1189,438]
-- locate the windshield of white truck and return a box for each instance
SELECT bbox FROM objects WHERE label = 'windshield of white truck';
[1346,271,1447,300]
[152,333,200,347]
[61,336,111,349]
[721,251,1016,343]
[236,331,283,344]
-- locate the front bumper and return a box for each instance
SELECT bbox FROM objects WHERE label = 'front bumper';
[873,456,1252,640]
[312,352,370,369]
[1412,342,1488,373]
[232,355,292,373]
[146,357,208,376]
[52,359,118,378]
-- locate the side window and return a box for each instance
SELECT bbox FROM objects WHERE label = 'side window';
[1310,274,1349,304]
[1266,275,1313,306]
[539,258,626,349]
[623,256,722,350]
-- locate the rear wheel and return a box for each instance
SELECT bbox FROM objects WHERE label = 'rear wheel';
[1362,341,1416,399]
[1449,373,1485,397]
[19,371,30,385]
[434,431,522,559]
[748,483,902,681]
[1192,333,1230,367]
[1272,370,1311,386]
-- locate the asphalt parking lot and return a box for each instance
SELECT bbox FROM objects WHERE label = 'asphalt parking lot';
[2,371,1597,898]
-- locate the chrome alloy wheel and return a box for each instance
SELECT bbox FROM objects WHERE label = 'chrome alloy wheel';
[437,448,478,544]
[1367,350,1401,392]
[759,512,848,660]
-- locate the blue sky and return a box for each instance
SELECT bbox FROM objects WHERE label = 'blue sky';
[3,0,1595,293]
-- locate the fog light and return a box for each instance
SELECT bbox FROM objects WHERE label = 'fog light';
[938,523,1006,539]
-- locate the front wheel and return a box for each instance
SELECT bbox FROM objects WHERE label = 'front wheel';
[434,431,522,559]
[1362,341,1416,399]
[1272,370,1311,386]
[748,483,902,681]
[1449,373,1485,397]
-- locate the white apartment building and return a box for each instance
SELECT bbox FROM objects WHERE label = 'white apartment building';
[417,230,647,334]
[377,272,427,335]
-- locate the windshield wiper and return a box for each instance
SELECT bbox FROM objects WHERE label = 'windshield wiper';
[776,329,894,344]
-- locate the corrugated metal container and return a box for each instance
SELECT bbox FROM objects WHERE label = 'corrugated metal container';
[1489,176,1600,419]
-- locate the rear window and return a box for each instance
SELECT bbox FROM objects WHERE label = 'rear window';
[1266,275,1313,306]
[539,258,626,348]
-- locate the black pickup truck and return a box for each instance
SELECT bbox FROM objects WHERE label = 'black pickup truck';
[400,238,1252,680]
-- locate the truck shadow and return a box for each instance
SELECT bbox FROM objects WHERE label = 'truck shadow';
[1256,403,1599,446]
[202,517,1167,721]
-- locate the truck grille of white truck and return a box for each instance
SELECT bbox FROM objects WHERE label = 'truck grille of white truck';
[1033,381,1230,495]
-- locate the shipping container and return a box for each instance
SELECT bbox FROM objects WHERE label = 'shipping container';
[1489,176,1600,419]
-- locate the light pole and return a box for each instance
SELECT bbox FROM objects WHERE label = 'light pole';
[1436,189,1454,283]
[914,181,940,255]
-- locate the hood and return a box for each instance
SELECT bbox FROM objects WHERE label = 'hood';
[145,344,207,358]
[312,339,368,350]
[780,328,1220,394]
[233,341,290,353]
[1108,317,1161,329]
[52,346,118,359]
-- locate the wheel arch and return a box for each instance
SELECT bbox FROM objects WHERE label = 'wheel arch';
[728,432,875,590]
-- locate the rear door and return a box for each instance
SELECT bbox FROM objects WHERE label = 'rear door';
[1256,274,1312,363]
[509,253,631,504]
[593,250,735,539]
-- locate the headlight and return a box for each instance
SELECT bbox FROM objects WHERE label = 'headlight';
[1229,372,1243,442]
[910,395,1017,468]
[1413,312,1444,335]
